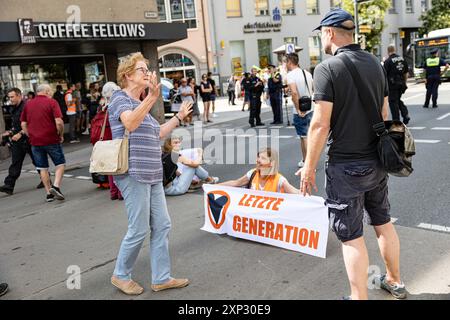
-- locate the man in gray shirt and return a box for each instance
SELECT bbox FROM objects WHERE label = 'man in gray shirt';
[298,8,407,300]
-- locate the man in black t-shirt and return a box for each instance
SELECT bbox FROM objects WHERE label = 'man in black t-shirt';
[383,45,410,124]
[298,8,407,301]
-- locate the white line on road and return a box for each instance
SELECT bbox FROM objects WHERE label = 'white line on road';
[415,139,441,144]
[408,127,426,130]
[63,175,74,178]
[431,127,450,131]
[75,176,92,180]
[402,93,424,102]
[417,223,450,233]
[437,113,450,121]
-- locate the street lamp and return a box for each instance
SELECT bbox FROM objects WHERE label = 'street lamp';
[354,0,372,44]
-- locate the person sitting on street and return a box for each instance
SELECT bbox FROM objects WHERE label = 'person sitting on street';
[163,135,219,196]
[220,148,299,194]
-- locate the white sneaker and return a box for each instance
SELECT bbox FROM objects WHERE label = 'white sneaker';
[208,177,219,184]
[212,113,218,118]
[298,161,304,168]
[82,130,90,136]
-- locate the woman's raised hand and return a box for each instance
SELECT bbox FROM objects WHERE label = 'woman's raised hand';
[146,71,161,102]
[178,101,193,120]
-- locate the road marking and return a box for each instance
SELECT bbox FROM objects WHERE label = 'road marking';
[75,176,92,180]
[402,93,424,102]
[437,113,450,121]
[270,126,284,129]
[417,223,450,233]
[63,174,74,178]
[431,127,450,131]
[408,127,426,130]
[414,139,441,144]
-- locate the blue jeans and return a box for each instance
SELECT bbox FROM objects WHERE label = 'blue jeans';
[113,176,172,285]
[165,166,209,196]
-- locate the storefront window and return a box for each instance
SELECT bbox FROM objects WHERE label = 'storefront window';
[307,0,319,15]
[282,0,295,15]
[255,0,269,16]
[159,53,197,82]
[258,39,272,68]
[227,0,242,17]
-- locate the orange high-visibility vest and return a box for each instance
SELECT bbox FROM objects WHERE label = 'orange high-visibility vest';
[251,169,285,193]
[64,90,76,113]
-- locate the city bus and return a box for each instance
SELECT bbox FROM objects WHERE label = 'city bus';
[411,28,450,81]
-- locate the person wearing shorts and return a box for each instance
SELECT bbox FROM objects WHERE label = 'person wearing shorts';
[299,8,407,300]
[21,84,67,203]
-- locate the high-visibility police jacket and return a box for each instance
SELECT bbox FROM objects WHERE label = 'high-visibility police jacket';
[64,89,77,115]
[426,57,446,78]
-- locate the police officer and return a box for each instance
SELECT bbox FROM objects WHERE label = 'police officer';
[249,68,265,127]
[0,88,42,195]
[384,45,410,124]
[423,48,449,108]
[268,64,283,124]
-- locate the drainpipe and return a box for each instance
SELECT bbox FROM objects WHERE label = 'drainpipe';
[200,0,210,73]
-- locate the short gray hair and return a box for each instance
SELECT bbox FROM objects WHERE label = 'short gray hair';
[36,84,51,93]
[102,82,121,99]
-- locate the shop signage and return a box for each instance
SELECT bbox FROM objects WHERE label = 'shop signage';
[243,22,282,34]
[18,19,146,43]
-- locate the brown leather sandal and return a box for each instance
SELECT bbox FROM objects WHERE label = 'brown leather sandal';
[111,276,144,295]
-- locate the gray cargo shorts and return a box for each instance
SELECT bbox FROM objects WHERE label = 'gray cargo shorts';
[325,159,391,243]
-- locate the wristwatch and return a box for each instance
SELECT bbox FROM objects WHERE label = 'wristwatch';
[175,114,182,124]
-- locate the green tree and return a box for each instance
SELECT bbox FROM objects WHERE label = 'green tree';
[342,0,391,52]
[419,0,450,36]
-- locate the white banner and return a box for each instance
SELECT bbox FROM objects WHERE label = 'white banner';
[202,185,329,258]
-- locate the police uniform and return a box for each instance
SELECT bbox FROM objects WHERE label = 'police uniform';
[268,70,283,124]
[249,75,264,127]
[383,53,410,123]
[424,50,448,108]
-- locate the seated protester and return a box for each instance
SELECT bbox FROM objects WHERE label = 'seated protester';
[220,148,299,194]
[163,135,219,196]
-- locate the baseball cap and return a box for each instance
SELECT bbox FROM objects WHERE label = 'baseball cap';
[430,48,439,54]
[313,8,355,31]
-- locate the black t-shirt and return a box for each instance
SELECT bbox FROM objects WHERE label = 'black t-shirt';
[208,78,216,95]
[383,53,408,88]
[313,44,389,163]
[249,76,264,98]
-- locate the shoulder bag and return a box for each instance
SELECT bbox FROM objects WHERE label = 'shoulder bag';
[338,53,415,177]
[298,69,312,112]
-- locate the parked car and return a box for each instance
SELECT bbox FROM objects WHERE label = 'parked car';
[161,78,174,116]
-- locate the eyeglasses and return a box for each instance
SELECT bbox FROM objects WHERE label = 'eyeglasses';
[135,67,150,75]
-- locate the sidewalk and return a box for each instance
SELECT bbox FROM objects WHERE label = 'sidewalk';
[0,172,449,300]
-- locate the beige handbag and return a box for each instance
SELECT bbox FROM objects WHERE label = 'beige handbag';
[89,113,129,175]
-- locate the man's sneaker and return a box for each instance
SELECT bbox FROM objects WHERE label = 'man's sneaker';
[377,274,407,299]
[46,194,55,203]
[0,185,13,195]
[212,113,218,118]
[70,139,80,144]
[50,186,65,201]
[432,105,438,108]
[82,129,90,135]
[0,283,8,297]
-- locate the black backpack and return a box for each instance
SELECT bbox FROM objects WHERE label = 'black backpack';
[162,152,179,187]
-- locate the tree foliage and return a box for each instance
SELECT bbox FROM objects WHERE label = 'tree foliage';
[341,0,391,52]
[419,0,450,36]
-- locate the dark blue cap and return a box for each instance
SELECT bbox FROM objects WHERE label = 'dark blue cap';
[313,8,355,31]
[430,48,439,54]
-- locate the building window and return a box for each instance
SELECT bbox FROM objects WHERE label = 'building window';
[282,0,295,15]
[157,0,197,29]
[284,37,298,45]
[157,0,167,21]
[307,0,320,15]
[226,0,242,17]
[309,36,321,67]
[420,0,428,12]
[230,40,246,76]
[330,0,342,8]
[258,39,272,68]
[389,33,398,51]
[255,0,270,16]
[405,0,414,13]
[388,0,397,13]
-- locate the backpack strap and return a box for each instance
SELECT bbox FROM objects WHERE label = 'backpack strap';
[246,170,257,189]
